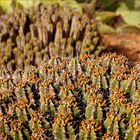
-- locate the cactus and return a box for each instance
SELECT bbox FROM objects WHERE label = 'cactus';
[0,4,104,70]
[79,119,102,140]
[0,53,139,139]
[53,113,76,140]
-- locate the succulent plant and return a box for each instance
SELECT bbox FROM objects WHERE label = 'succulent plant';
[0,53,139,139]
[0,4,104,70]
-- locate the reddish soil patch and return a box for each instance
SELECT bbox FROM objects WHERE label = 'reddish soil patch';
[101,33,140,63]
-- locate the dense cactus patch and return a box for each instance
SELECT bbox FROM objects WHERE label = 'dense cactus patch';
[0,53,139,139]
[0,4,104,70]
[0,3,139,140]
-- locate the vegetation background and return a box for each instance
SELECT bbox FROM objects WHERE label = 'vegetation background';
[0,0,140,61]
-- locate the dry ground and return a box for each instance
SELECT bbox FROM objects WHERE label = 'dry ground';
[102,33,140,63]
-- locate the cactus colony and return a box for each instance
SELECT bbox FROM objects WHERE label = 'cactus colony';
[0,53,140,139]
[0,4,104,70]
[0,3,139,140]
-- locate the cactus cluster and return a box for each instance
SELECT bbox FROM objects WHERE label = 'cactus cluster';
[0,4,104,70]
[0,53,139,139]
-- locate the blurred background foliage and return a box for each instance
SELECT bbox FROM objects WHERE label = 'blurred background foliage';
[0,0,140,32]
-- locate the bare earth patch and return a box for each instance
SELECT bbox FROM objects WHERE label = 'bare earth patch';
[101,33,140,63]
